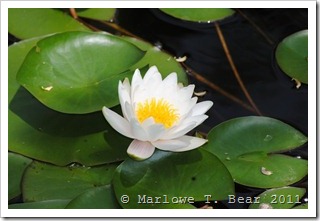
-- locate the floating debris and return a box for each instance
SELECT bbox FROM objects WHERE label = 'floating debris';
[261,167,273,176]
[41,86,53,91]
[194,91,207,97]
[174,55,187,62]
[292,78,301,89]
[154,41,163,49]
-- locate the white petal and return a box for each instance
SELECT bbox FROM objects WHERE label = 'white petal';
[152,139,189,151]
[163,72,178,86]
[127,140,155,161]
[175,97,198,120]
[143,121,166,141]
[118,79,131,119]
[130,119,149,141]
[178,84,195,100]
[131,69,143,95]
[180,115,209,128]
[161,121,197,140]
[144,71,162,93]
[170,136,208,152]
[124,101,135,121]
[191,101,213,116]
[102,107,134,139]
[143,66,160,83]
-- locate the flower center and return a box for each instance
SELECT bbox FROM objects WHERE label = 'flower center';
[136,98,179,128]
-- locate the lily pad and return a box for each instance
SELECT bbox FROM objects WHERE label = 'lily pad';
[17,31,145,114]
[159,8,235,23]
[112,149,234,208]
[275,30,308,84]
[249,186,306,209]
[203,116,308,188]
[22,161,118,202]
[293,203,308,209]
[9,8,89,39]
[9,36,131,166]
[65,185,121,209]
[122,36,188,85]
[8,152,33,200]
[76,8,116,21]
[9,200,70,209]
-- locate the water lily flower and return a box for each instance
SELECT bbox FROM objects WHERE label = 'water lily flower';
[102,66,213,160]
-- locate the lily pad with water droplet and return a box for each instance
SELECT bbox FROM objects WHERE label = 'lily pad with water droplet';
[275,30,308,84]
[17,31,145,114]
[203,116,308,188]
[112,149,234,208]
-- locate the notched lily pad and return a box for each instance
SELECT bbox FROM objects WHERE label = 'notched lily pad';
[22,161,118,202]
[112,149,234,208]
[17,31,145,114]
[203,116,308,188]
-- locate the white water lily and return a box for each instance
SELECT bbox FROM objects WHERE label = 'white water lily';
[102,66,213,160]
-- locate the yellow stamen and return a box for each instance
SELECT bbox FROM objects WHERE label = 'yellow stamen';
[136,98,179,128]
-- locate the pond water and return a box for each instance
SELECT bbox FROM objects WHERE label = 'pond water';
[8,8,308,209]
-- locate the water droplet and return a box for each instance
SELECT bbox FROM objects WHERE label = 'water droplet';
[296,156,301,159]
[154,41,162,49]
[225,157,231,161]
[261,167,273,175]
[224,152,228,155]
[304,198,308,202]
[259,203,273,209]
[263,135,273,142]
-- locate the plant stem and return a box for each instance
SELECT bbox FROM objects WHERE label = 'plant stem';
[214,22,263,116]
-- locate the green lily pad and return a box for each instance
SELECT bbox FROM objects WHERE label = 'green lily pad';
[9,8,89,39]
[275,30,308,84]
[122,37,188,85]
[22,161,117,202]
[112,149,234,208]
[65,185,121,209]
[8,152,33,200]
[249,187,306,209]
[9,36,131,166]
[17,31,145,114]
[293,203,308,209]
[203,116,308,188]
[76,8,116,21]
[159,8,235,23]
[9,200,70,209]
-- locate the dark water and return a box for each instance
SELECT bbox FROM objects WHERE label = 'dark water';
[9,8,308,209]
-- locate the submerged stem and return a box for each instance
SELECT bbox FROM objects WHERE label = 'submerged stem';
[214,22,263,116]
